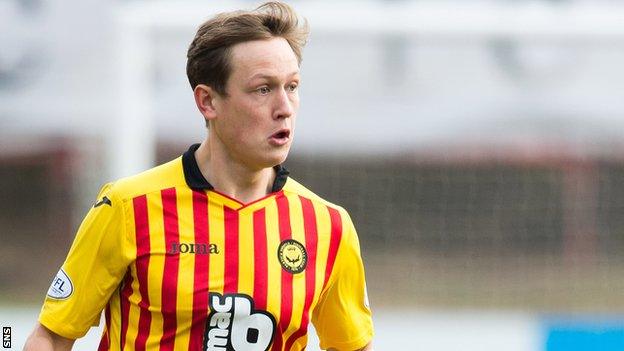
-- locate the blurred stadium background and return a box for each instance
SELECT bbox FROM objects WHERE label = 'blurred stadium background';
[2,0,624,350]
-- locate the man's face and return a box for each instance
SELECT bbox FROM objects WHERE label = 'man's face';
[211,37,300,171]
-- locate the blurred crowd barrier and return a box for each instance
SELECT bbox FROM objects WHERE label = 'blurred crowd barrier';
[2,140,623,314]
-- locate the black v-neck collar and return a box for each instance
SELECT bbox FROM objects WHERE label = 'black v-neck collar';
[182,143,289,192]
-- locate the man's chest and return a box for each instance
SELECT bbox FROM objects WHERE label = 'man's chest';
[126,189,341,341]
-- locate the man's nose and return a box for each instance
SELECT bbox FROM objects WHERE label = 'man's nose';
[273,87,295,120]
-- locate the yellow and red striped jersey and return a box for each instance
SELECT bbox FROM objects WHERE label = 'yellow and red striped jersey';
[39,144,373,351]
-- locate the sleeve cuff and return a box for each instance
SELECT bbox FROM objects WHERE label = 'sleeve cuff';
[38,313,88,340]
[319,328,374,351]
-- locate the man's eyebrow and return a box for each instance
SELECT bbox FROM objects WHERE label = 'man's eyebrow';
[248,71,300,81]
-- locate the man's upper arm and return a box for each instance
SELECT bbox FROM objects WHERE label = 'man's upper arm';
[38,183,131,339]
[311,208,374,351]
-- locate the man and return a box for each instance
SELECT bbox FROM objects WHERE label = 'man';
[25,2,373,350]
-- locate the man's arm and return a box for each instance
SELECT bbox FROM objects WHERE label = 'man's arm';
[327,342,373,351]
[313,210,374,351]
[23,323,75,351]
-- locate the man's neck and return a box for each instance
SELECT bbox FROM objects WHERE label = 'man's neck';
[194,140,277,204]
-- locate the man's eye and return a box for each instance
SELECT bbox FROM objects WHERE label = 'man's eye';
[258,87,270,95]
[288,83,298,92]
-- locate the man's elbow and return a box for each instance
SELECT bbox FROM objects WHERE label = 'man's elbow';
[23,323,75,351]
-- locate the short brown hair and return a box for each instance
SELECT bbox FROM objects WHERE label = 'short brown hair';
[186,1,309,95]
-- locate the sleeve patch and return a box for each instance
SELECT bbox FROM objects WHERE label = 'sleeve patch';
[46,269,73,299]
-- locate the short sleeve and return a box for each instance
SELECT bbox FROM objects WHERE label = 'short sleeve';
[312,210,374,350]
[39,183,132,339]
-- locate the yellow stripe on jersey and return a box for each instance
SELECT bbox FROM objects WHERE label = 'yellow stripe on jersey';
[264,197,283,331]
[237,207,255,296]
[208,196,225,297]
[283,192,307,347]
[145,190,165,349]
[174,187,195,351]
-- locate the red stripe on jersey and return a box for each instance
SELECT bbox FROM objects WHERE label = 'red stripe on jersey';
[272,194,293,351]
[189,190,209,351]
[284,196,319,350]
[223,206,239,294]
[119,271,133,351]
[133,195,152,351]
[253,208,268,309]
[160,188,180,351]
[97,330,108,351]
[97,303,111,351]
[105,302,111,337]
[324,207,343,290]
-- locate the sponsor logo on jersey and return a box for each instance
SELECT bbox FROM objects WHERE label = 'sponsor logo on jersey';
[204,293,276,351]
[94,196,112,208]
[47,268,73,299]
[277,239,307,274]
[169,242,220,255]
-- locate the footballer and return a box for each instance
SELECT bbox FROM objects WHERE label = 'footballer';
[25,2,374,350]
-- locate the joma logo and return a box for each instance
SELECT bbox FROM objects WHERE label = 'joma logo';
[168,242,219,255]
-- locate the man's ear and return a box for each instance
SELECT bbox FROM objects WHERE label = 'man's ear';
[194,84,220,123]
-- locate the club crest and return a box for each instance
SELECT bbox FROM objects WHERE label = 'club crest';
[277,239,307,274]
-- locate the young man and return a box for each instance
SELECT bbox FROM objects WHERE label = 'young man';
[25,2,373,350]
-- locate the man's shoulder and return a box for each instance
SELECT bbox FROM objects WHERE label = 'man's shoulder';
[282,177,347,214]
[104,157,186,202]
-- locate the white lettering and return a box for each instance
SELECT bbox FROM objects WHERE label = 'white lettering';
[230,296,274,351]
[205,293,275,351]
[47,269,73,299]
[206,328,228,350]
[211,295,232,312]
[209,312,231,330]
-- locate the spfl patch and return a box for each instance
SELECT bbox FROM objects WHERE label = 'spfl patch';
[47,268,73,299]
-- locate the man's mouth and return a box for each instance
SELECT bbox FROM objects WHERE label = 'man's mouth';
[273,129,290,139]
[269,129,291,146]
